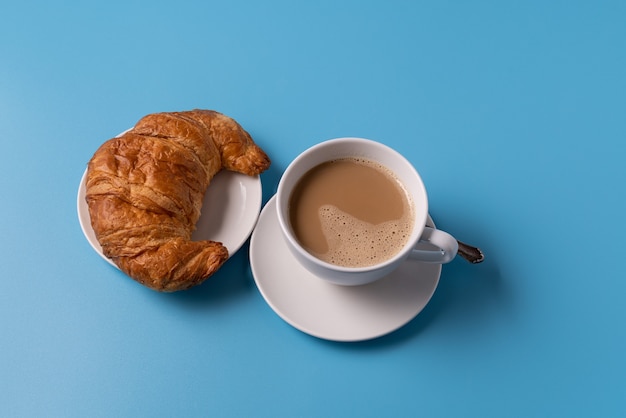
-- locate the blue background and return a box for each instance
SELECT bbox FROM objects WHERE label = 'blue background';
[2,1,625,416]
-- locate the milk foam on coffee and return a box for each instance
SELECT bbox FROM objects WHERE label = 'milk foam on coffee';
[316,204,413,267]
[289,157,415,268]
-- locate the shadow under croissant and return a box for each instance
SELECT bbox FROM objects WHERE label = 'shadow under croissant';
[153,241,256,307]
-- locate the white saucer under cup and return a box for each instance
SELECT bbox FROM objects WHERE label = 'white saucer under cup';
[249,196,441,342]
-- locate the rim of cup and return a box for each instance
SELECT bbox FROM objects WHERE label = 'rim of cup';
[276,137,429,274]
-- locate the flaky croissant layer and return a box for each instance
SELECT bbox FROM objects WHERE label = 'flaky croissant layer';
[86,109,270,291]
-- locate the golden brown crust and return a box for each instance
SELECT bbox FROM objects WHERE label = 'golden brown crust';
[85,109,270,291]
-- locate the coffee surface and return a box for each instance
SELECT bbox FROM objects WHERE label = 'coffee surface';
[289,158,414,267]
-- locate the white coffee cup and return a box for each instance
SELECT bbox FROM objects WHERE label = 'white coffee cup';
[276,137,459,286]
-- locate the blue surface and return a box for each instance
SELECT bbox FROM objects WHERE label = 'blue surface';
[2,1,625,416]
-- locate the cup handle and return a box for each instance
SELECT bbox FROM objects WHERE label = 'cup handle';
[409,227,458,264]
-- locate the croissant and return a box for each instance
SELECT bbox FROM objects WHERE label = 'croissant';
[85,109,270,291]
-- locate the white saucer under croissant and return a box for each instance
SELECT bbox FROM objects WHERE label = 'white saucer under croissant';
[77,169,263,267]
[250,196,441,342]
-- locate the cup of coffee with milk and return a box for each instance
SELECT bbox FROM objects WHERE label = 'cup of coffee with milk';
[276,137,461,286]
